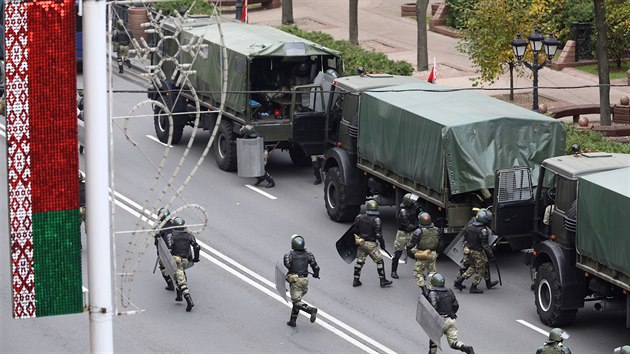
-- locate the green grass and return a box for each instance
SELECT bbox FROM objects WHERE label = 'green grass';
[565,124,630,154]
[575,62,630,80]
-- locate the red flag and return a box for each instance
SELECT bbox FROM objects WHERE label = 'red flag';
[240,0,248,23]
[427,58,437,84]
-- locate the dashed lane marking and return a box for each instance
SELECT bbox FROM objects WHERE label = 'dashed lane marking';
[245,184,277,200]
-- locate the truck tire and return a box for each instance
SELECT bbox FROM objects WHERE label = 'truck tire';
[154,107,184,145]
[535,262,577,326]
[214,120,237,171]
[289,146,311,166]
[324,167,360,222]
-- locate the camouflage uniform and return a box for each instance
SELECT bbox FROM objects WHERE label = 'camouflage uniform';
[454,219,494,294]
[284,242,320,327]
[427,281,474,354]
[112,20,132,74]
[407,225,440,295]
[352,203,392,288]
[391,202,417,279]
[166,224,200,311]
[536,342,572,354]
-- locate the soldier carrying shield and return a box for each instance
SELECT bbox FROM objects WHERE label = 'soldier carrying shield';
[283,235,320,327]
[165,217,200,312]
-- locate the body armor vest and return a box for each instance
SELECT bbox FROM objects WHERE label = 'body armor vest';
[287,250,310,276]
[170,230,192,257]
[417,227,439,251]
[356,214,379,242]
[463,224,484,250]
[397,206,416,232]
[434,288,456,316]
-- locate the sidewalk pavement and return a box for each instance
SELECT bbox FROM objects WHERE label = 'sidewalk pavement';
[247,0,630,119]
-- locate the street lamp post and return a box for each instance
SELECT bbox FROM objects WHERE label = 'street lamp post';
[511,27,559,112]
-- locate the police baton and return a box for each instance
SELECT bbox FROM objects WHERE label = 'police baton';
[493,259,502,286]
[152,256,159,274]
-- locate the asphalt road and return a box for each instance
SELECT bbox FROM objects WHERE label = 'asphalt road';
[0,72,628,353]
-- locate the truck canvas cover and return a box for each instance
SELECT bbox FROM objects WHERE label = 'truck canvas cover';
[161,17,341,113]
[577,167,630,278]
[357,82,566,194]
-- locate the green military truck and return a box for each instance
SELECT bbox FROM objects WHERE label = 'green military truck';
[501,153,630,327]
[321,74,566,250]
[147,16,342,170]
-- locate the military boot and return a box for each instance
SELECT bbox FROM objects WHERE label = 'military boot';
[118,64,124,74]
[391,251,401,279]
[175,289,183,302]
[459,345,475,354]
[254,176,265,186]
[265,173,275,188]
[163,275,175,291]
[353,266,362,287]
[286,306,299,327]
[184,294,194,312]
[125,59,132,69]
[300,304,318,323]
[312,161,322,185]
[377,262,393,288]
[453,276,466,291]
[469,284,483,294]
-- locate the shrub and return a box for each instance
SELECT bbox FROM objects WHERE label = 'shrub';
[565,124,630,154]
[152,0,215,16]
[280,25,414,76]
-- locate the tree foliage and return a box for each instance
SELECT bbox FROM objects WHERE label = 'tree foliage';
[456,0,532,86]
[152,0,215,16]
[604,0,630,69]
[280,25,413,76]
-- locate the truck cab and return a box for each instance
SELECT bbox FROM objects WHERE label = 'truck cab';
[496,152,630,327]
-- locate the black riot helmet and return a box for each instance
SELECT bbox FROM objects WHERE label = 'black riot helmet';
[366,200,379,212]
[291,234,305,250]
[418,212,432,226]
[476,208,492,225]
[430,273,445,287]
[157,207,170,222]
[172,217,185,229]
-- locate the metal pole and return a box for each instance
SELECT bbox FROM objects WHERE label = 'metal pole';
[83,0,114,352]
[532,50,539,112]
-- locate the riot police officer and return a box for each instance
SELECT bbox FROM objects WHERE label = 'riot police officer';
[283,234,320,327]
[406,212,440,296]
[112,19,132,74]
[391,193,419,279]
[154,207,174,291]
[453,209,495,294]
[427,273,475,354]
[166,217,201,312]
[238,125,275,188]
[352,200,392,288]
[535,328,571,354]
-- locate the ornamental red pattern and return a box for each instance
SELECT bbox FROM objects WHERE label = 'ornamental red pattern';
[6,0,35,318]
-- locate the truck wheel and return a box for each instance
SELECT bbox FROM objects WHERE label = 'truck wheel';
[535,262,577,326]
[214,120,237,171]
[289,146,311,166]
[325,167,360,222]
[154,108,184,145]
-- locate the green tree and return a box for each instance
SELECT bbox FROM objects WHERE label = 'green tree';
[456,0,532,92]
[605,0,630,70]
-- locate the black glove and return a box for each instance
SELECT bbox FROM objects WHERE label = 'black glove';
[312,270,320,279]
[484,247,495,261]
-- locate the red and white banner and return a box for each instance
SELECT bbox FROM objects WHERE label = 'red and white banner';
[427,57,437,84]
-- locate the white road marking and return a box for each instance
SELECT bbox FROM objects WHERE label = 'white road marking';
[245,184,278,200]
[145,134,172,147]
[516,319,550,337]
[111,193,394,353]
[0,124,394,353]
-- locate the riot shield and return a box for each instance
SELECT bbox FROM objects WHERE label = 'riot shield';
[275,261,288,302]
[236,137,265,178]
[416,295,444,349]
[336,225,358,264]
[444,229,499,266]
[157,237,177,281]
